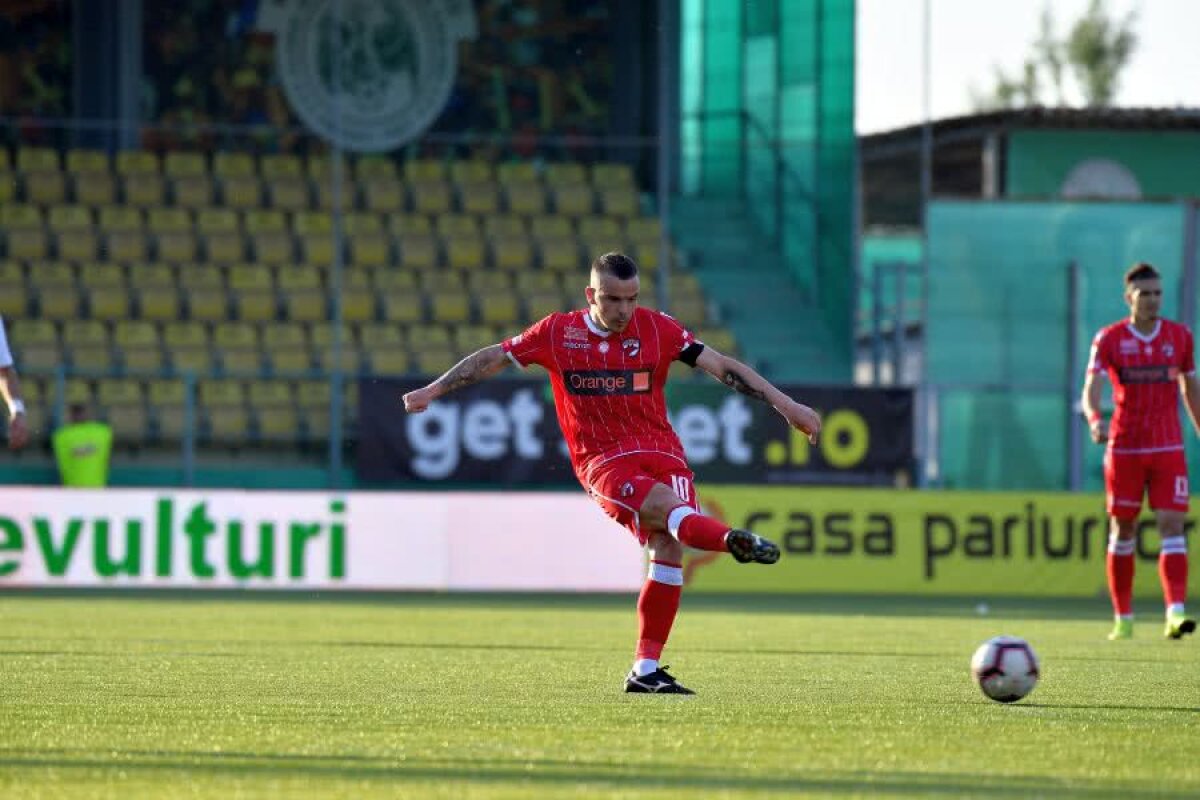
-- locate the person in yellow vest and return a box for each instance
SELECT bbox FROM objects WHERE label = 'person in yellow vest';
[52,404,113,487]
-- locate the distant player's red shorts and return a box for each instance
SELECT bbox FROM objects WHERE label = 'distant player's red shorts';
[1104,448,1190,518]
[584,452,700,545]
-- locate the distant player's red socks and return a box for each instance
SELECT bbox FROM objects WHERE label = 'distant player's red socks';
[635,561,682,668]
[666,505,730,552]
[1107,535,1136,617]
[1159,535,1188,608]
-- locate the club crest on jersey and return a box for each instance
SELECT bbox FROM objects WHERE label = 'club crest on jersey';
[622,338,641,358]
[1164,343,1175,358]
[598,341,610,353]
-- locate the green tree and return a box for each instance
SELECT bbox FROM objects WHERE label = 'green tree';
[971,0,1137,111]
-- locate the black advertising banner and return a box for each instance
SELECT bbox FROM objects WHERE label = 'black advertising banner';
[356,378,913,486]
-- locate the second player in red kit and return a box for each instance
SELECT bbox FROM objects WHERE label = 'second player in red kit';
[404,252,822,694]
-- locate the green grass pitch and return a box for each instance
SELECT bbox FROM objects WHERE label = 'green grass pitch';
[1,592,1198,798]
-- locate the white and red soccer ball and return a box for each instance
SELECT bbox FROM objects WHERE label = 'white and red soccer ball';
[970,635,1040,703]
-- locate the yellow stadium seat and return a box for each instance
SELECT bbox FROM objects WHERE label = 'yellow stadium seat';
[106,405,150,446]
[410,181,452,215]
[299,234,335,266]
[18,147,60,172]
[553,184,594,216]
[123,174,165,207]
[304,154,345,180]
[460,183,500,215]
[359,324,404,349]
[156,406,189,441]
[514,272,562,293]
[29,261,74,287]
[348,233,389,267]
[213,152,255,178]
[371,269,416,292]
[25,171,66,204]
[268,177,310,211]
[310,322,355,349]
[97,378,144,406]
[355,157,396,181]
[317,347,365,374]
[206,407,251,444]
[136,287,182,321]
[228,263,274,291]
[404,159,445,182]
[497,162,538,183]
[251,232,294,265]
[74,172,115,205]
[11,319,56,346]
[262,323,307,351]
[64,149,108,174]
[363,179,403,212]
[591,163,635,188]
[530,215,573,240]
[419,270,464,292]
[408,326,451,349]
[0,150,9,170]
[387,214,432,237]
[2,205,41,228]
[131,262,176,286]
[71,344,116,373]
[113,321,158,350]
[381,293,423,323]
[48,205,93,230]
[11,233,48,265]
[148,379,187,407]
[87,287,131,320]
[270,347,312,375]
[625,217,663,244]
[0,180,11,206]
[261,154,302,179]
[479,295,519,325]
[436,214,480,238]
[188,288,230,322]
[234,290,277,322]
[213,322,259,352]
[99,206,143,232]
[204,232,246,262]
[398,235,439,269]
[545,163,587,185]
[369,350,410,376]
[78,261,125,288]
[300,406,330,439]
[292,211,332,236]
[430,290,471,323]
[414,347,457,376]
[282,289,326,322]
[193,208,237,234]
[122,346,165,373]
[343,212,382,235]
[162,321,208,350]
[62,319,109,349]
[15,342,61,373]
[157,231,198,262]
[339,289,375,323]
[116,151,160,175]
[467,271,512,293]
[164,152,207,178]
[172,175,212,208]
[446,237,485,269]
[540,237,580,271]
[505,183,545,215]
[60,378,95,406]
[451,161,494,184]
[697,328,738,355]
[314,182,356,211]
[105,231,147,262]
[631,242,663,271]
[175,265,223,290]
[0,285,28,317]
[491,237,533,270]
[221,348,262,375]
[526,289,569,319]
[257,404,300,442]
[57,230,98,261]
[222,176,261,208]
[600,187,639,217]
[454,325,498,353]
[0,259,22,286]
[294,379,332,409]
[483,214,526,239]
[578,216,623,242]
[276,266,320,291]
[243,209,287,233]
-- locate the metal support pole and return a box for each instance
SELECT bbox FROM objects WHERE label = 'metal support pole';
[871,262,883,385]
[1066,260,1082,491]
[182,370,196,487]
[1180,201,1198,332]
[893,261,907,385]
[327,0,346,489]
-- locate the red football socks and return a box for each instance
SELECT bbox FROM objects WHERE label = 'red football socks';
[635,560,683,662]
[667,505,730,552]
[1107,535,1136,616]
[1159,536,1188,608]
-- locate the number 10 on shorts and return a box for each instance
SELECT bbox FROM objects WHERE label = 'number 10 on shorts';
[671,475,692,503]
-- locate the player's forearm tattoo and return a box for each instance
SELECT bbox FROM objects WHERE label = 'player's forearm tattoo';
[434,345,503,393]
[722,368,769,402]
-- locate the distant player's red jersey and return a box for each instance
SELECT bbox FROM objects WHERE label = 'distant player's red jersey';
[1089,319,1195,451]
[503,307,697,482]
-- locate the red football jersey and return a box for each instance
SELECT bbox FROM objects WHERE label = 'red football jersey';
[1089,319,1195,451]
[503,306,698,481]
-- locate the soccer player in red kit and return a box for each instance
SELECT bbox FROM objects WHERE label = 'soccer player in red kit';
[403,252,822,693]
[1082,262,1200,641]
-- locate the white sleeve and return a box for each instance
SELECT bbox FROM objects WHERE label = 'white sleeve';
[0,316,12,369]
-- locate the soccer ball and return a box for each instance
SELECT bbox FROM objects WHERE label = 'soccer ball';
[970,635,1040,703]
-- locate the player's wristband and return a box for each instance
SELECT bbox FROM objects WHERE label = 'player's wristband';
[7,398,25,418]
[1086,410,1101,427]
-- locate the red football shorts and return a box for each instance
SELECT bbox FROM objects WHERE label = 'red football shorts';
[584,452,700,545]
[1104,448,1190,518]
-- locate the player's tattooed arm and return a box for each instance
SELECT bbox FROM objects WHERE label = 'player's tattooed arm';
[720,366,769,401]
[433,345,510,394]
[694,346,822,442]
[404,345,509,413]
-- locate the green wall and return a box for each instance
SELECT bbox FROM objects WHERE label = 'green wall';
[1008,131,1200,198]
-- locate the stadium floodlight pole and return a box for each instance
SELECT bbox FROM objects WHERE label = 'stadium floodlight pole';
[1066,259,1082,491]
[327,0,346,489]
[917,0,934,486]
[656,0,672,314]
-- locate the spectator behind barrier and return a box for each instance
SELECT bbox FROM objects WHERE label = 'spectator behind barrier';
[52,403,113,487]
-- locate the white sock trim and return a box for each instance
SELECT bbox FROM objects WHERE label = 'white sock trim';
[633,658,659,677]
[648,561,683,586]
[1168,603,1186,616]
[1160,536,1188,555]
[666,505,695,541]
[1108,536,1136,555]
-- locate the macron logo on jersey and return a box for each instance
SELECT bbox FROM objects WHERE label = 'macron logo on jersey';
[564,370,652,395]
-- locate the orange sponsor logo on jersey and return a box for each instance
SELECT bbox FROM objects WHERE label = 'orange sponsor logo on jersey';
[564,370,653,395]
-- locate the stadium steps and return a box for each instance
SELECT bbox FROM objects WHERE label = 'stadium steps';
[670,197,850,384]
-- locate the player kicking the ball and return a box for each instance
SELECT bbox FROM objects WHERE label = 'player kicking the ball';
[1082,262,1200,641]
[404,252,821,694]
